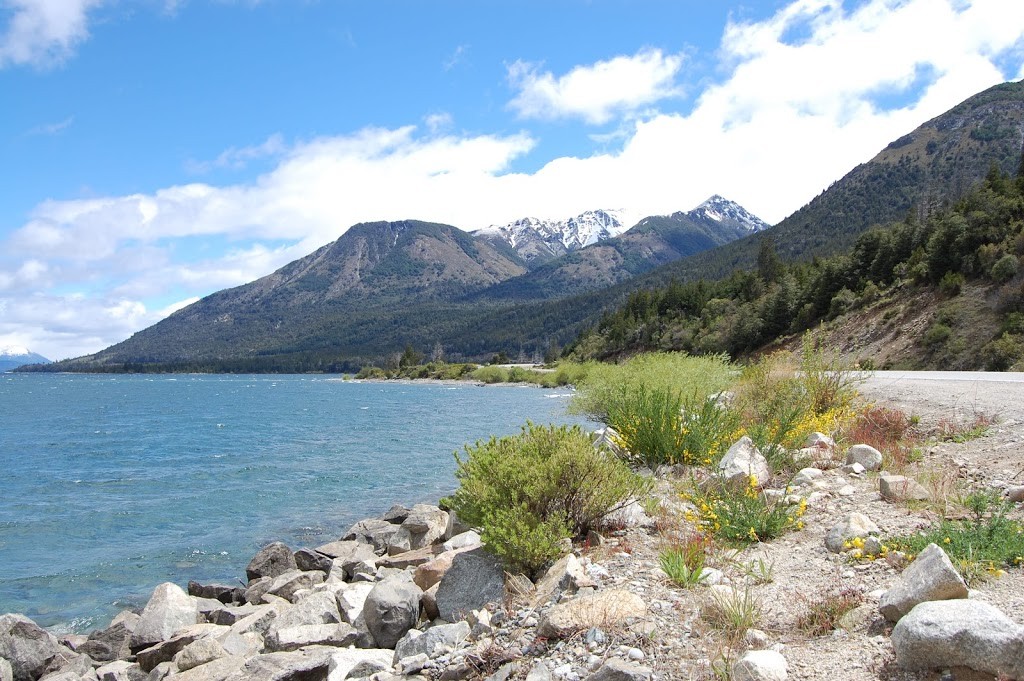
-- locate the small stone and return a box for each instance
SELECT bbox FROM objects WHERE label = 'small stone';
[824,512,879,553]
[1008,486,1024,503]
[841,462,866,476]
[879,475,930,502]
[732,649,788,681]
[879,543,968,622]
[838,485,855,496]
[586,657,651,681]
[626,647,645,661]
[845,444,883,471]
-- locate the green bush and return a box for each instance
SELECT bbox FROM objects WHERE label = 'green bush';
[939,271,964,296]
[444,423,650,575]
[923,322,952,347]
[355,365,388,379]
[685,476,807,544]
[991,254,1020,283]
[571,352,735,422]
[470,365,510,384]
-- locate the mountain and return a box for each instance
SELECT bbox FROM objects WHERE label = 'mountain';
[473,197,765,301]
[0,346,51,371]
[472,209,630,266]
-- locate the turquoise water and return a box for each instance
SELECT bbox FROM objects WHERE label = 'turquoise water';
[0,373,590,633]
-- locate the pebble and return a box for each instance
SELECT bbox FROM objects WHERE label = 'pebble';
[627,648,645,661]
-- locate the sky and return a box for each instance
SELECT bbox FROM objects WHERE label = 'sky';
[2,0,1024,361]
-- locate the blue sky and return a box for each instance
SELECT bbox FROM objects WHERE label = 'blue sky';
[2,0,1024,361]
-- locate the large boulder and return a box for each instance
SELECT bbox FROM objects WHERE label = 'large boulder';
[130,582,200,653]
[271,590,341,632]
[845,444,883,471]
[536,589,646,639]
[264,570,324,603]
[718,437,770,487]
[293,548,333,575]
[0,614,71,681]
[172,637,229,672]
[891,600,1024,678]
[362,575,423,649]
[79,616,137,663]
[265,623,358,652]
[336,582,375,624]
[221,647,336,681]
[435,548,506,623]
[532,553,588,607]
[387,504,449,555]
[327,648,394,680]
[171,654,246,681]
[245,542,297,582]
[879,543,968,622]
[824,512,879,553]
[316,541,379,580]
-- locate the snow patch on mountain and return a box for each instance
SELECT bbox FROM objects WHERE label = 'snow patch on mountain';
[1,345,32,357]
[689,195,770,232]
[474,209,631,262]
[0,345,51,371]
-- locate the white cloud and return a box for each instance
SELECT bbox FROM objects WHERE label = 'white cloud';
[186,133,288,174]
[5,0,1024,360]
[443,44,468,71]
[507,47,685,124]
[0,0,101,68]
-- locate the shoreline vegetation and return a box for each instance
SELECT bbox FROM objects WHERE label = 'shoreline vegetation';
[3,347,1023,681]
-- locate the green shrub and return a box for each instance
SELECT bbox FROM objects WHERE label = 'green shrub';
[991,254,1020,283]
[470,365,510,384]
[939,271,964,296]
[684,476,807,544]
[659,536,710,588]
[571,352,735,422]
[355,365,388,379]
[923,322,952,347]
[444,423,650,575]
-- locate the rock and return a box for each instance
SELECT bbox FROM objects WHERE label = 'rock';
[805,432,835,450]
[585,658,651,681]
[171,655,245,681]
[526,662,552,681]
[273,590,341,630]
[536,590,646,639]
[343,519,401,553]
[845,444,883,471]
[264,570,324,603]
[0,659,11,681]
[317,542,380,581]
[0,613,74,681]
[393,622,470,664]
[824,512,879,553]
[878,543,968,622]
[731,650,788,681]
[95,660,141,681]
[597,499,654,531]
[435,548,506,623]
[129,583,200,653]
[326,648,393,680]
[246,542,297,582]
[387,504,449,555]
[188,582,242,604]
[223,603,278,639]
[221,647,336,681]
[40,650,93,680]
[135,624,224,672]
[205,603,259,627]
[841,462,866,475]
[441,531,481,553]
[378,545,439,570]
[382,504,411,524]
[891,600,1024,678]
[173,638,229,672]
[443,511,472,541]
[336,582,375,624]
[591,427,627,459]
[80,619,135,663]
[413,548,472,591]
[243,577,273,605]
[789,468,823,488]
[421,584,441,622]
[294,548,334,575]
[718,437,771,487]
[533,554,588,607]
[1008,485,1024,503]
[879,474,930,502]
[396,653,430,675]
[363,574,423,649]
[266,623,358,652]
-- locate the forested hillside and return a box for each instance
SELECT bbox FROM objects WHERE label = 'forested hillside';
[568,163,1024,371]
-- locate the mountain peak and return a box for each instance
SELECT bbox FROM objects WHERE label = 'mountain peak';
[473,209,631,264]
[0,345,51,371]
[688,195,771,232]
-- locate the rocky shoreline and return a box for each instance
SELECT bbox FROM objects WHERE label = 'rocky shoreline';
[3,375,1024,681]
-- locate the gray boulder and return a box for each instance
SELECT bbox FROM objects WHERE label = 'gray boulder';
[585,658,651,681]
[0,659,11,681]
[824,512,879,553]
[0,613,71,681]
[362,575,422,649]
[245,542,297,582]
[344,519,401,553]
[533,553,587,607]
[170,655,245,681]
[172,637,228,672]
[265,623,357,652]
[294,548,334,575]
[271,590,341,633]
[129,582,200,653]
[326,648,394,680]
[805,432,835,450]
[264,570,324,603]
[316,541,379,580]
[435,548,506,623]
[891,599,1024,678]
[879,474,929,502]
[393,621,470,664]
[387,504,449,555]
[187,582,241,604]
[336,582,375,624]
[134,624,224,672]
[845,444,883,471]
[879,543,967,622]
[79,618,135,663]
[732,650,788,681]
[94,659,142,681]
[221,647,336,681]
[718,437,770,487]
[1008,485,1024,503]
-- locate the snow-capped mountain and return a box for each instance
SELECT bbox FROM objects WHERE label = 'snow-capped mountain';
[474,209,631,264]
[688,195,770,233]
[0,345,51,371]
